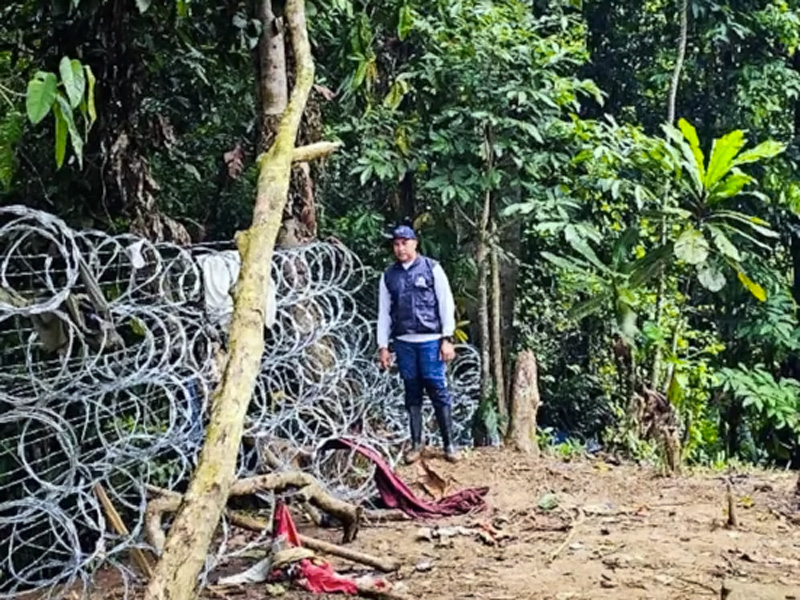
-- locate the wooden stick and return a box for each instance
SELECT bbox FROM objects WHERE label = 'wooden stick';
[94,484,155,579]
[145,486,397,572]
[146,469,361,544]
[227,511,399,573]
[301,534,400,573]
[726,481,738,528]
[548,507,585,564]
[232,471,361,542]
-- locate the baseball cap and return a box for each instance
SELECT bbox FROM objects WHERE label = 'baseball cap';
[392,225,417,240]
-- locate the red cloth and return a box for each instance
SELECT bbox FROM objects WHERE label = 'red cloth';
[297,560,359,594]
[319,437,489,518]
[271,501,359,594]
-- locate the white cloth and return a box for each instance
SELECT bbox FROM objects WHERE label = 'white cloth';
[377,257,456,349]
[196,250,277,331]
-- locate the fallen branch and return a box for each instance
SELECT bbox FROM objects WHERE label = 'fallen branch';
[232,472,361,542]
[362,508,412,523]
[228,511,399,573]
[95,484,155,579]
[548,507,586,564]
[146,483,390,572]
[146,468,360,543]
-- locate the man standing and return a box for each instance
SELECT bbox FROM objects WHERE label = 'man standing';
[377,225,459,463]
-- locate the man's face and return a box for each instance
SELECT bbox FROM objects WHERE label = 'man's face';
[393,237,418,262]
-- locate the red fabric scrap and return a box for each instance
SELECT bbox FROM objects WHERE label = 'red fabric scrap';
[271,501,358,594]
[296,560,359,594]
[272,501,301,546]
[319,437,489,518]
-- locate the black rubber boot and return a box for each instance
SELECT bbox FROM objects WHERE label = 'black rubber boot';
[404,404,423,464]
[434,404,459,463]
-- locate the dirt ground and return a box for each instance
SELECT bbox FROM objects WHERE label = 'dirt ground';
[284,448,800,600]
[79,448,800,600]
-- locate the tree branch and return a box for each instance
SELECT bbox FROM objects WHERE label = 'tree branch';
[291,141,342,163]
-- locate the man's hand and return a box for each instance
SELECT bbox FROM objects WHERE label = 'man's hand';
[379,347,392,370]
[440,339,456,362]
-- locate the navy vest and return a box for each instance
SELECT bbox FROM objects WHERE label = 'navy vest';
[384,255,442,338]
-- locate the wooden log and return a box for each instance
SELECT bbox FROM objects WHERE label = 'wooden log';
[94,484,155,579]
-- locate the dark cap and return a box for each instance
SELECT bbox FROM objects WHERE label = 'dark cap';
[392,225,417,240]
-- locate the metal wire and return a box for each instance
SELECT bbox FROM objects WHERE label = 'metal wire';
[0,206,480,599]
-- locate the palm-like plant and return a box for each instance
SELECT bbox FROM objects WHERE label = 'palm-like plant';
[661,118,785,299]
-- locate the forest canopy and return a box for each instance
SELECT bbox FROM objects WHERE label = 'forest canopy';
[2,0,800,470]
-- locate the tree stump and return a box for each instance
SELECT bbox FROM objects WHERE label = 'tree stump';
[505,349,540,455]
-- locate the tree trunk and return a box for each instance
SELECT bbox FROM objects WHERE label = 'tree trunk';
[258,0,288,151]
[489,218,506,426]
[142,2,317,599]
[666,0,688,125]
[476,126,493,404]
[650,0,688,389]
[505,349,540,455]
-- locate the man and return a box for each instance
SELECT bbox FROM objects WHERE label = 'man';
[377,225,459,463]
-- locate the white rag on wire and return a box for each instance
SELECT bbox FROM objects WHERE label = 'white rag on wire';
[195,250,277,331]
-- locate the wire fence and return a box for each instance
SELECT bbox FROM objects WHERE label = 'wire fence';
[0,205,480,599]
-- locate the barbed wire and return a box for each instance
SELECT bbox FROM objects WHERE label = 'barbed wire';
[0,206,481,599]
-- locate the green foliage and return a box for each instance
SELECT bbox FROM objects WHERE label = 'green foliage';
[716,366,800,458]
[2,0,800,473]
[25,57,96,169]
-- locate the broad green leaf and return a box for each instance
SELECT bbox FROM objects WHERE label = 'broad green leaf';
[26,71,58,125]
[565,228,609,272]
[84,65,97,124]
[52,100,68,169]
[397,4,413,41]
[662,123,702,194]
[628,244,672,288]
[612,226,640,267]
[59,57,86,109]
[352,60,368,90]
[56,94,84,168]
[708,224,741,261]
[737,270,766,302]
[541,251,592,275]
[383,78,410,110]
[568,295,606,321]
[136,0,152,13]
[704,129,746,190]
[674,229,709,265]
[678,118,705,183]
[713,222,773,252]
[616,286,636,305]
[733,140,785,166]
[711,211,779,239]
[709,170,755,202]
[698,264,726,292]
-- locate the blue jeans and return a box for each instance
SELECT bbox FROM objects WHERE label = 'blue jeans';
[394,339,451,410]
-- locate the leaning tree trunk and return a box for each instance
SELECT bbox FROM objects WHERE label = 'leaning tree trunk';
[142,3,328,599]
[476,192,492,403]
[505,349,540,455]
[476,124,494,405]
[489,218,507,427]
[650,0,689,390]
